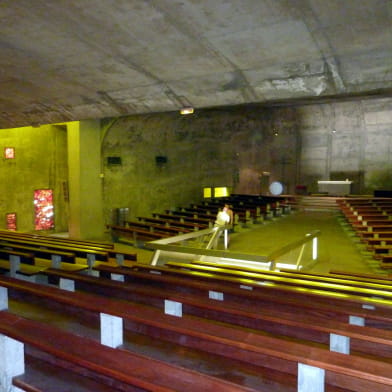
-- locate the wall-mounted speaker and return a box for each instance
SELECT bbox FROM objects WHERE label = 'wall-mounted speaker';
[155,156,167,165]
[107,156,122,165]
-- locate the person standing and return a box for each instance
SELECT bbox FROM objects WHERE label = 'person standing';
[214,204,232,248]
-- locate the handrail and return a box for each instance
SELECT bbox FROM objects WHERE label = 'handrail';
[147,227,270,266]
[147,228,321,271]
[267,230,321,270]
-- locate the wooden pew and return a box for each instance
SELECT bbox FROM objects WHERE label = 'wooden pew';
[89,263,392,330]
[0,312,251,392]
[163,261,392,302]
[0,233,107,262]
[0,249,45,278]
[153,212,213,227]
[2,277,392,392]
[329,270,392,282]
[371,245,392,259]
[41,267,392,360]
[138,216,205,230]
[107,224,168,245]
[191,260,392,292]
[0,242,76,264]
[353,224,392,234]
[14,355,122,392]
[168,209,215,221]
[0,229,114,250]
[352,221,392,230]
[126,220,191,235]
[359,231,392,239]
[0,231,137,269]
[380,255,392,269]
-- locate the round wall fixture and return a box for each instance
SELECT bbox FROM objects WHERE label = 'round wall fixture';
[269,181,283,195]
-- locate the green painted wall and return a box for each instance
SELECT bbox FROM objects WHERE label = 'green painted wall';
[0,124,68,232]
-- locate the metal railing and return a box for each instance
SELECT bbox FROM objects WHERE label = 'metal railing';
[147,228,321,271]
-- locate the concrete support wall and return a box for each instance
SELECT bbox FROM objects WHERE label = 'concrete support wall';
[67,120,105,240]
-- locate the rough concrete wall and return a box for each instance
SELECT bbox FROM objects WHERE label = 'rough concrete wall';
[0,125,68,232]
[102,97,392,223]
[2,96,388,234]
[102,109,300,222]
[296,97,392,194]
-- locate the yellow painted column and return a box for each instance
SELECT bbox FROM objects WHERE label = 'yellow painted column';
[67,120,105,240]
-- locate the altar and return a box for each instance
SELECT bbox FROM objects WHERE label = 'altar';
[317,180,352,195]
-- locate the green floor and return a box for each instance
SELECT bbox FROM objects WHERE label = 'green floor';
[228,210,377,275]
[115,210,387,275]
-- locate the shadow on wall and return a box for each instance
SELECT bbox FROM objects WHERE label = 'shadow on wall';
[365,169,392,194]
[235,168,263,194]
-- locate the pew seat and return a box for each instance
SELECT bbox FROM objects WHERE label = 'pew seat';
[41,267,392,361]
[0,311,251,392]
[2,278,392,392]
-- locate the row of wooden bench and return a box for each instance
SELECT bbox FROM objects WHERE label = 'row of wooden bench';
[338,198,392,268]
[0,230,137,278]
[1,258,392,391]
[107,195,290,246]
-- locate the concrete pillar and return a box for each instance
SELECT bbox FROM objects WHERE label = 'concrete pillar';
[298,363,325,392]
[0,287,8,310]
[330,333,350,354]
[59,278,75,292]
[67,120,105,240]
[0,334,25,392]
[164,300,182,317]
[100,313,123,348]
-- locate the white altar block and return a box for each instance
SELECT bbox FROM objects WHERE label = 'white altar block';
[317,180,352,195]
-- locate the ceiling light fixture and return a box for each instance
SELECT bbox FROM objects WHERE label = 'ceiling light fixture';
[180,106,194,115]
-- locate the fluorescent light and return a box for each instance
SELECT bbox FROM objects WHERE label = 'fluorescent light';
[275,263,297,270]
[180,106,194,115]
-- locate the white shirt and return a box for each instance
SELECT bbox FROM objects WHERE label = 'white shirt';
[215,210,230,226]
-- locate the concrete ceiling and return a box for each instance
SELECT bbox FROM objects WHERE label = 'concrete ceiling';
[1,0,391,128]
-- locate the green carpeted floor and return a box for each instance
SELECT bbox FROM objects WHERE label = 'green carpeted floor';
[117,209,386,275]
